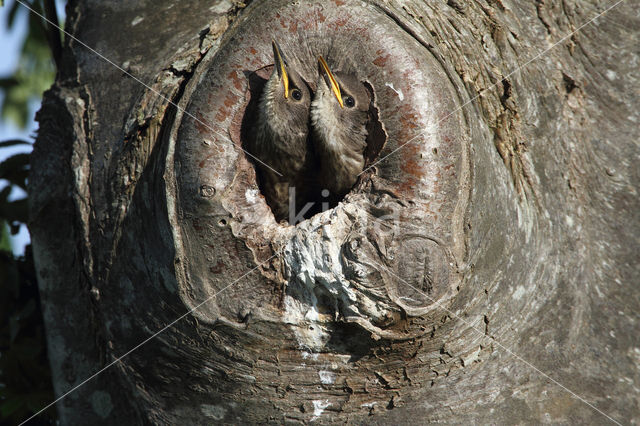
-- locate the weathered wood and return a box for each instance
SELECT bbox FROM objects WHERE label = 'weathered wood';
[30,0,639,423]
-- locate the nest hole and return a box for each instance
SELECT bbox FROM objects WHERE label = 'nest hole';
[236,67,387,225]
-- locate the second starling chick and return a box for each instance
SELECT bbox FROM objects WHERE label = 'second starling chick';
[250,41,313,222]
[311,57,372,203]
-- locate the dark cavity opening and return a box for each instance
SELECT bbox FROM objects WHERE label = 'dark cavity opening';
[237,68,387,225]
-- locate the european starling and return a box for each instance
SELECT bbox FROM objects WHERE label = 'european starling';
[311,56,372,202]
[249,41,313,222]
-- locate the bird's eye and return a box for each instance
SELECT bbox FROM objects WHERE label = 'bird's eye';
[291,89,302,101]
[344,96,355,108]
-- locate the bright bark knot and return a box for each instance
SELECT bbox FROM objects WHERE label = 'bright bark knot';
[174,0,470,346]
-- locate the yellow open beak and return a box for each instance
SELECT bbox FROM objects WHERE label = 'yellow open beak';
[272,41,290,99]
[318,56,344,108]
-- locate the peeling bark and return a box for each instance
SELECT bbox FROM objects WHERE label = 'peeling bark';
[30,0,639,424]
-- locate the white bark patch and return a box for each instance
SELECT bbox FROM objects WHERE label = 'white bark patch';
[512,285,526,300]
[281,207,359,349]
[516,201,535,242]
[385,82,404,100]
[200,404,226,420]
[312,400,330,419]
[565,215,574,227]
[279,202,401,348]
[131,16,144,26]
[461,347,481,366]
[209,0,233,14]
[318,370,336,384]
[245,188,259,204]
[629,347,640,370]
[278,193,455,346]
[283,296,331,349]
[301,351,319,361]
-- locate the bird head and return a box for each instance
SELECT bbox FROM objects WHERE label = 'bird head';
[260,41,311,135]
[313,56,371,147]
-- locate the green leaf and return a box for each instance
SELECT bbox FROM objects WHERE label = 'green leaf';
[0,0,55,129]
[0,95,29,129]
[0,3,59,423]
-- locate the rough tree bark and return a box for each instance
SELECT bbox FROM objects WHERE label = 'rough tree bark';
[29,0,638,424]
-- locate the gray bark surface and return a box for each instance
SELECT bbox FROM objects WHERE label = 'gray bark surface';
[30,0,639,424]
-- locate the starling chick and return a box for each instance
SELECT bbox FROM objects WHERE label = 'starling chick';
[250,41,313,222]
[311,56,372,202]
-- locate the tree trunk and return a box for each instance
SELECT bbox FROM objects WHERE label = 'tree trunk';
[30,0,638,423]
